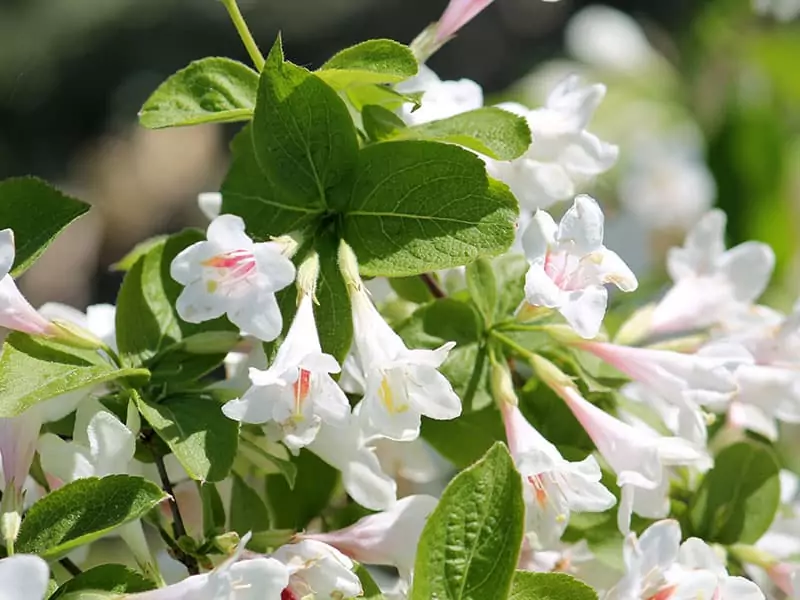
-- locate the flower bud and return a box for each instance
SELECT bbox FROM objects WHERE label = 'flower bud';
[1,511,21,546]
[296,252,320,300]
[529,354,576,391]
[338,240,362,291]
[490,358,518,407]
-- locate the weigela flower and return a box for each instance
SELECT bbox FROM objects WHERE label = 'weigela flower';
[305,494,438,584]
[522,195,638,339]
[606,520,765,600]
[486,77,618,211]
[272,539,362,599]
[222,294,350,452]
[0,228,56,336]
[0,554,50,600]
[39,302,117,351]
[541,364,706,533]
[501,401,615,548]
[397,65,483,126]
[130,533,289,600]
[435,0,494,42]
[307,404,397,511]
[578,341,749,445]
[170,214,296,342]
[349,285,462,441]
[649,209,775,336]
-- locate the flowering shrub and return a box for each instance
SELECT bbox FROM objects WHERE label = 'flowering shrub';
[0,1,798,599]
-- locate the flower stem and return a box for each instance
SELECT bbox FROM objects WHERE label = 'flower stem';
[59,557,82,577]
[420,273,446,298]
[221,0,265,71]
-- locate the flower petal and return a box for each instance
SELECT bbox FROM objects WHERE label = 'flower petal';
[521,210,558,261]
[228,288,283,342]
[0,555,49,600]
[560,285,608,338]
[0,229,15,278]
[558,195,605,254]
[719,241,775,304]
[205,214,253,250]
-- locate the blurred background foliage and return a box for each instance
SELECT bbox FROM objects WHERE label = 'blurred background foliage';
[1,0,798,315]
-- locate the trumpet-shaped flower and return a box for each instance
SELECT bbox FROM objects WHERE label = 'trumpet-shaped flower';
[130,533,289,600]
[349,285,461,441]
[649,209,775,336]
[222,294,350,452]
[305,494,438,583]
[170,214,296,342]
[0,554,50,600]
[606,520,765,600]
[0,229,56,336]
[397,65,483,126]
[38,399,157,576]
[39,302,117,350]
[272,539,362,599]
[307,404,397,511]
[501,401,616,547]
[551,377,705,533]
[486,77,618,211]
[435,0,494,41]
[522,195,638,339]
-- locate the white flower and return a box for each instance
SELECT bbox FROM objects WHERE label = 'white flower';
[38,398,157,575]
[0,554,50,600]
[305,494,438,584]
[272,539,362,599]
[198,192,222,221]
[649,209,775,336]
[130,533,289,600]
[753,0,800,21]
[565,5,659,73]
[349,285,462,441]
[222,294,350,452]
[170,214,296,342]
[617,132,716,231]
[0,228,56,336]
[522,195,638,339]
[554,379,706,533]
[434,0,495,42]
[397,65,483,126]
[307,404,397,511]
[486,77,618,211]
[606,520,765,600]
[501,401,615,548]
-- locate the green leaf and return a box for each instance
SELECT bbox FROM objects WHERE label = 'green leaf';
[0,333,149,418]
[354,564,387,600]
[16,475,167,559]
[318,39,417,88]
[466,257,498,325]
[115,230,238,371]
[392,108,532,161]
[247,529,295,553]
[508,572,598,600]
[239,436,298,489]
[139,58,258,129]
[362,105,407,141]
[221,127,326,240]
[51,565,156,599]
[388,275,434,304]
[0,177,90,277]
[346,85,422,112]
[314,232,354,363]
[199,482,226,538]
[494,253,529,319]
[421,405,504,469]
[339,140,518,277]
[689,440,781,544]
[265,448,338,530]
[253,37,359,206]
[230,473,272,536]
[410,442,525,600]
[135,392,239,483]
[110,235,168,272]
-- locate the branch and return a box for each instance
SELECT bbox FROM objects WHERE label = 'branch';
[153,452,200,575]
[59,557,82,577]
[420,273,446,299]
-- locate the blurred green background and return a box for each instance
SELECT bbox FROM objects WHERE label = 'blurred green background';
[0,0,798,313]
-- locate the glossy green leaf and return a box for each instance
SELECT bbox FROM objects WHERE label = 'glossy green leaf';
[199,482,226,538]
[115,229,237,372]
[466,257,498,325]
[239,435,298,489]
[346,84,422,112]
[354,564,387,600]
[410,443,524,600]
[0,177,90,277]
[0,333,149,418]
[421,405,504,469]
[51,565,156,599]
[135,392,239,483]
[393,108,532,160]
[689,440,781,544]
[220,127,325,240]
[16,475,167,558]
[110,235,168,272]
[139,58,258,128]
[339,140,518,277]
[362,104,407,141]
[508,572,598,600]
[318,39,417,88]
[253,37,359,206]
[314,232,354,363]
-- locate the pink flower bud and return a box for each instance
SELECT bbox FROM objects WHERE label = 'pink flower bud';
[435,0,494,42]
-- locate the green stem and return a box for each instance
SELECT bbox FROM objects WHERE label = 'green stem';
[221,0,265,71]
[490,330,537,362]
